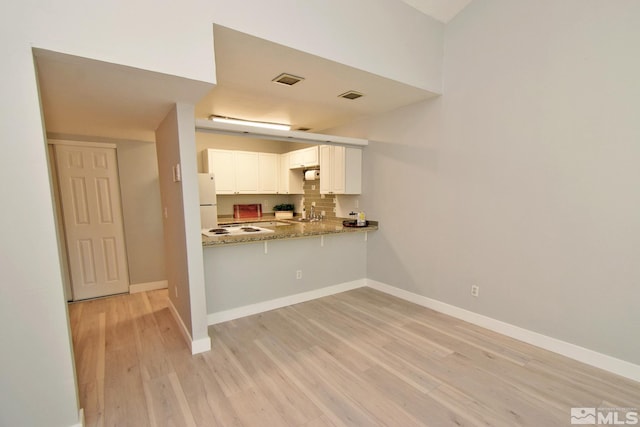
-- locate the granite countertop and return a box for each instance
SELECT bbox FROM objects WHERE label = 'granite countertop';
[202,216,378,247]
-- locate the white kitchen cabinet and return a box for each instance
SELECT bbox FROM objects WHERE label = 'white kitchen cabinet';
[234,152,259,193]
[289,146,319,169]
[258,153,278,194]
[203,149,235,194]
[319,145,362,195]
[202,149,259,194]
[278,153,304,194]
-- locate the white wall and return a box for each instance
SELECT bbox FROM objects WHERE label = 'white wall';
[196,131,307,160]
[155,104,209,349]
[335,0,640,365]
[204,233,367,314]
[0,40,80,427]
[209,0,443,92]
[116,141,166,284]
[156,106,194,331]
[0,1,442,424]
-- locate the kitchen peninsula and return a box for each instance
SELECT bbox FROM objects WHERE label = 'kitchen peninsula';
[202,217,377,324]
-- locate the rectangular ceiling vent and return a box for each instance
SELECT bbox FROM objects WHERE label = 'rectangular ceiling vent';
[338,90,364,100]
[272,73,305,86]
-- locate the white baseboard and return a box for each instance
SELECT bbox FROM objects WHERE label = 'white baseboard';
[366,279,640,383]
[129,280,168,294]
[69,408,84,427]
[167,298,192,348]
[207,279,366,325]
[191,335,212,354]
[167,298,211,355]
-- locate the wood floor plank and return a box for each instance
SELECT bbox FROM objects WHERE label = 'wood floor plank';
[69,288,640,426]
[302,345,426,426]
[255,336,375,427]
[103,346,150,427]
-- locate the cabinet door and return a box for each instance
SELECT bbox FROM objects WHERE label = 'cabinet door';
[279,153,290,194]
[301,146,319,167]
[258,153,278,194]
[208,150,235,194]
[289,149,304,169]
[344,147,362,194]
[234,152,259,193]
[319,145,332,194]
[289,146,319,168]
[332,146,346,194]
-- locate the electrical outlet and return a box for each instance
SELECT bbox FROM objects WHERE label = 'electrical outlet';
[355,199,359,209]
[471,285,479,297]
[296,270,302,280]
[321,210,326,217]
[312,185,316,190]
[311,201,316,207]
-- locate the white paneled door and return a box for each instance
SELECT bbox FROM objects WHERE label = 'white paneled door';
[55,144,129,300]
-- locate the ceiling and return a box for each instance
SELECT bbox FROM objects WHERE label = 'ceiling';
[35,49,213,142]
[194,26,437,133]
[35,1,473,142]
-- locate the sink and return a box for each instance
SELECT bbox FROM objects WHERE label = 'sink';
[295,218,321,223]
[247,221,291,227]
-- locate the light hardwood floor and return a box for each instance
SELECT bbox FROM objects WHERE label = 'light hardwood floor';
[69,288,640,426]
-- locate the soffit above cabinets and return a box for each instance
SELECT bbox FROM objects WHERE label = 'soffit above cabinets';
[194,25,438,134]
[195,119,368,147]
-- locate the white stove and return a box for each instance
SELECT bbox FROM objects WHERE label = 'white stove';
[202,224,275,237]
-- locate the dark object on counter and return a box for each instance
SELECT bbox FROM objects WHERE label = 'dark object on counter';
[343,219,368,228]
[209,228,230,235]
[273,203,294,211]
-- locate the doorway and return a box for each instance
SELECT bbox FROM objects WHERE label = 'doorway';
[49,140,129,300]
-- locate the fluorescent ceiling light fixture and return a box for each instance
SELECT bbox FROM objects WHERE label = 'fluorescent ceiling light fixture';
[209,115,291,131]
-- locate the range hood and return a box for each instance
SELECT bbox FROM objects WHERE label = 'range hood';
[195,119,368,147]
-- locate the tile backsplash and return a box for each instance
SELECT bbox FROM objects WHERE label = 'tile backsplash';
[302,175,336,220]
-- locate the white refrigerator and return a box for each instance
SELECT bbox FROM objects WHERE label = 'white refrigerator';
[198,173,218,229]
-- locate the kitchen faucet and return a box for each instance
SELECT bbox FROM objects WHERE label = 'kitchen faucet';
[310,205,316,220]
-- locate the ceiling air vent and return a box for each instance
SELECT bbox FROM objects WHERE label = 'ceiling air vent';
[338,90,364,100]
[272,73,305,86]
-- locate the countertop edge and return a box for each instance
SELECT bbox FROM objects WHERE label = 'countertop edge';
[202,218,378,247]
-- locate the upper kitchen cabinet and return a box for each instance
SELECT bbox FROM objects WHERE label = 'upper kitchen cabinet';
[202,149,260,194]
[289,146,319,169]
[258,153,278,194]
[279,153,304,195]
[319,145,362,195]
